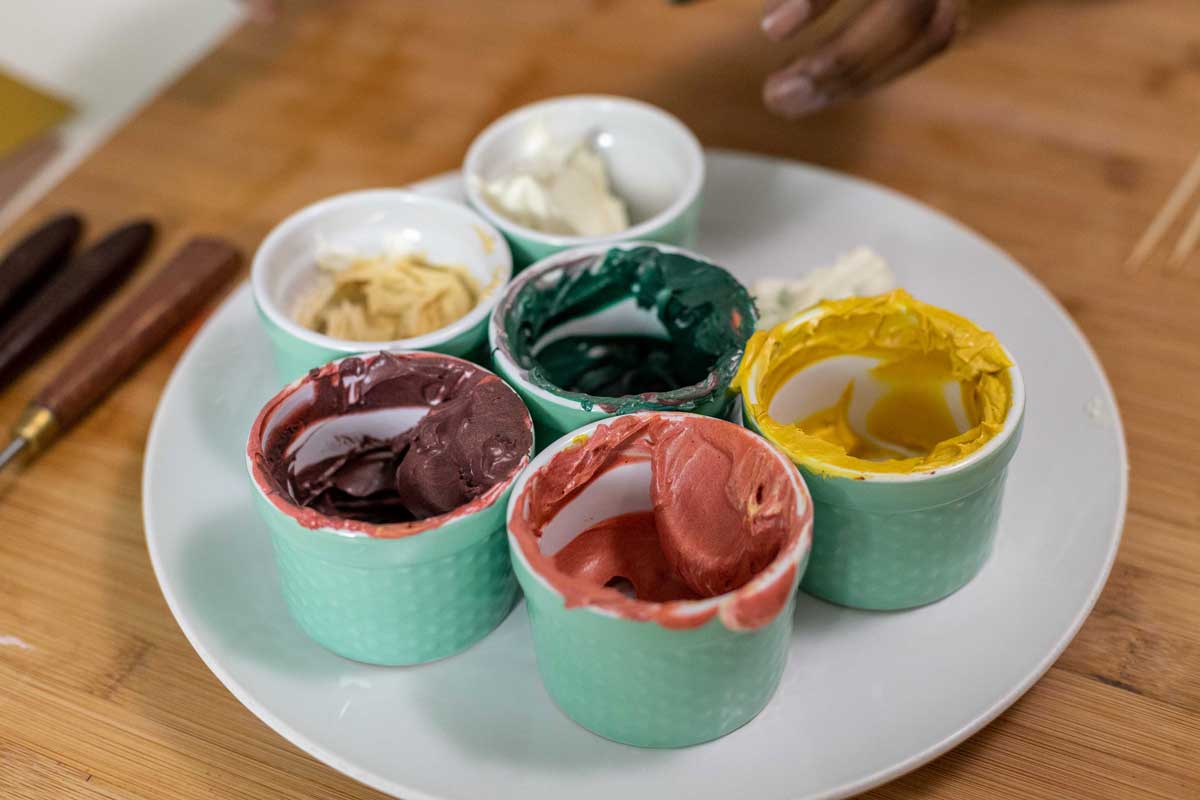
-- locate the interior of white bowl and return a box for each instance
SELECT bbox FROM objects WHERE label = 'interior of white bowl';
[255,371,434,493]
[767,354,975,460]
[259,380,315,448]
[529,295,668,355]
[467,97,701,229]
[537,461,653,557]
[254,191,511,348]
[275,407,431,473]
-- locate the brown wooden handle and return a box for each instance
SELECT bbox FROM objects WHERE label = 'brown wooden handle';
[0,220,154,386]
[34,237,242,430]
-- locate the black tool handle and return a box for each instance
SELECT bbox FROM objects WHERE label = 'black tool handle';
[0,212,83,318]
[0,219,155,388]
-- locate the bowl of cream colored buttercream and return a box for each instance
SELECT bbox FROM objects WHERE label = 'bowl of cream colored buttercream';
[463,95,704,267]
[252,189,512,381]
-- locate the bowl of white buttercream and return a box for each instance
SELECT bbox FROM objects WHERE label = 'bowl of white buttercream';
[463,95,704,267]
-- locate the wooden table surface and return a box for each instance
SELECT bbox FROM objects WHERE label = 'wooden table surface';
[2,1,1198,797]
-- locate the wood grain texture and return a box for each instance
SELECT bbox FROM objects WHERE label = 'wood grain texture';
[1,0,1198,797]
[33,237,241,429]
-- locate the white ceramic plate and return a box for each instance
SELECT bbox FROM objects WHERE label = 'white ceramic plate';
[143,150,1127,800]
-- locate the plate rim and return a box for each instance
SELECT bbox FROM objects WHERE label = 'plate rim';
[143,149,1129,800]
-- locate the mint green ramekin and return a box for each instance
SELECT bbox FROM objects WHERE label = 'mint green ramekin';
[740,360,1026,611]
[488,242,755,449]
[507,412,813,748]
[463,95,704,267]
[251,190,512,383]
[246,352,531,665]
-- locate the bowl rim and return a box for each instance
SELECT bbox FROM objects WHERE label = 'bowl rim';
[251,188,512,354]
[740,304,1027,485]
[506,411,814,626]
[245,350,533,540]
[488,241,751,413]
[462,94,705,247]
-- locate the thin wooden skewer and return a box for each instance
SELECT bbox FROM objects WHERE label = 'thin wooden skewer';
[1125,148,1200,270]
[1168,201,1200,269]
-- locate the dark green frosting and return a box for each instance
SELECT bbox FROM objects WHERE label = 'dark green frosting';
[497,246,756,412]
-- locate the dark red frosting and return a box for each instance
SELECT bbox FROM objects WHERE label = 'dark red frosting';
[257,352,532,526]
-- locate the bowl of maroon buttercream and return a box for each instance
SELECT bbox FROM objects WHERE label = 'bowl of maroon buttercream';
[247,351,533,665]
[506,412,813,747]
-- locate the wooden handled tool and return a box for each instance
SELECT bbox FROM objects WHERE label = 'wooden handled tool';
[0,237,242,472]
[0,212,83,317]
[0,219,155,387]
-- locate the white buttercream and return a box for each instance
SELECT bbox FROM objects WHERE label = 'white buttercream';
[753,246,896,329]
[478,122,629,237]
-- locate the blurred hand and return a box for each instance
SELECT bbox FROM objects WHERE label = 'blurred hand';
[244,0,278,22]
[762,0,965,117]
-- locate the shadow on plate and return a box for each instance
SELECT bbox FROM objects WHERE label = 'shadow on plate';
[172,499,679,773]
[172,502,342,679]
[409,602,688,773]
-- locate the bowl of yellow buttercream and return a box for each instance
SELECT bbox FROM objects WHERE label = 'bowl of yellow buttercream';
[252,190,512,381]
[734,289,1025,610]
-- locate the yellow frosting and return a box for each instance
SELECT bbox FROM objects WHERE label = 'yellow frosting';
[734,290,1013,476]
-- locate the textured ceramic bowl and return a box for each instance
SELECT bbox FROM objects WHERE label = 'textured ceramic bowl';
[252,190,512,382]
[246,351,532,665]
[507,412,814,748]
[489,242,756,448]
[464,95,704,267]
[739,308,1026,611]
